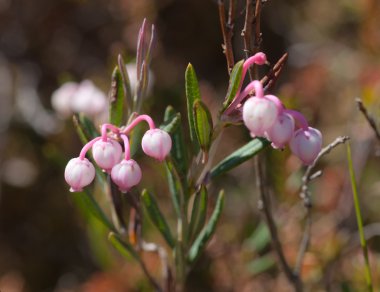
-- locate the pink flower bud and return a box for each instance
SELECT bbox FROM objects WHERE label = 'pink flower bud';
[64,157,95,192]
[243,96,279,137]
[92,139,122,172]
[141,129,172,161]
[290,127,322,165]
[111,159,142,193]
[266,112,295,149]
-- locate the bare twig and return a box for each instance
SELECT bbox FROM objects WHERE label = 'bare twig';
[356,98,380,141]
[262,52,288,92]
[241,0,255,79]
[295,136,350,274]
[218,0,236,73]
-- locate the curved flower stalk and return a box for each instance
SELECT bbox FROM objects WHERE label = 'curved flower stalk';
[64,114,172,192]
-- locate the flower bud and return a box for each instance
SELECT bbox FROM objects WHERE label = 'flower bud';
[111,159,142,193]
[266,112,295,149]
[290,127,322,165]
[243,96,279,137]
[92,139,122,172]
[141,129,172,161]
[64,157,95,192]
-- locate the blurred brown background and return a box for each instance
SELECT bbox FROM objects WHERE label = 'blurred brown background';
[1,0,380,291]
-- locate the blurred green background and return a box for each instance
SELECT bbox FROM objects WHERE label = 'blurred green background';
[1,0,380,291]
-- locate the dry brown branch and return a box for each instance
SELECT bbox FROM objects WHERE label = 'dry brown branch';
[356,98,380,141]
[218,0,236,73]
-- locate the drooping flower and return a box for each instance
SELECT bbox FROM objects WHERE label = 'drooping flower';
[64,157,95,192]
[265,112,295,149]
[141,129,172,161]
[92,138,122,172]
[290,127,322,165]
[111,159,142,193]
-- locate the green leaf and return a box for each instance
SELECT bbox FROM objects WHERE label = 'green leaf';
[188,190,224,263]
[108,232,139,261]
[141,189,175,248]
[73,113,99,142]
[109,66,125,126]
[244,222,270,253]
[188,185,208,241]
[165,158,184,218]
[193,100,213,161]
[73,190,116,232]
[210,138,270,179]
[246,254,276,276]
[160,112,181,134]
[117,54,133,114]
[222,60,244,111]
[163,106,188,179]
[185,63,201,148]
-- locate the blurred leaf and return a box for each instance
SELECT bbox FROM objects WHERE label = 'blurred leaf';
[141,189,175,248]
[163,106,188,179]
[246,254,276,276]
[135,61,148,112]
[108,232,138,261]
[108,176,126,233]
[193,100,213,162]
[165,158,184,218]
[244,222,270,253]
[117,54,133,113]
[222,60,244,111]
[160,112,181,134]
[73,114,99,143]
[210,138,270,179]
[188,185,208,241]
[109,66,125,126]
[188,190,224,263]
[73,190,116,232]
[185,63,201,150]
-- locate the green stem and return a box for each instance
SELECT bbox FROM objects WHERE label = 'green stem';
[346,142,373,292]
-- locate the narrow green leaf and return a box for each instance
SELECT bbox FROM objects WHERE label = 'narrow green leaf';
[185,63,201,148]
[108,232,139,261]
[244,222,270,253]
[188,190,224,263]
[247,254,276,276]
[165,158,184,218]
[73,190,116,232]
[347,142,373,291]
[222,60,244,111]
[163,106,188,178]
[141,189,175,248]
[210,138,270,179]
[193,100,213,160]
[117,54,133,114]
[109,66,125,126]
[160,112,181,134]
[73,113,99,142]
[188,185,208,241]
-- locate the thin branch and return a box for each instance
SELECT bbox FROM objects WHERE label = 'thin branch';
[356,98,380,141]
[242,0,255,79]
[218,0,236,73]
[295,136,350,274]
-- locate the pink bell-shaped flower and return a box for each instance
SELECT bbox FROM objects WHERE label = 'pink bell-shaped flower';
[141,129,172,161]
[92,138,122,172]
[243,96,279,137]
[290,127,322,165]
[111,159,142,193]
[64,157,95,192]
[266,112,295,149]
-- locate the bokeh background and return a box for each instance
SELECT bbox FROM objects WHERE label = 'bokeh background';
[1,0,380,291]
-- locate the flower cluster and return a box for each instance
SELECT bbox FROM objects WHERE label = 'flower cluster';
[226,52,322,165]
[64,115,172,192]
